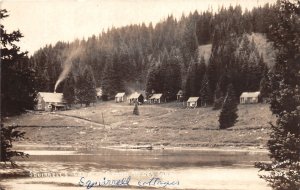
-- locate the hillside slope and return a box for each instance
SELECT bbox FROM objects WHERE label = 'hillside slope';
[197,33,276,67]
[248,33,276,67]
[4,102,275,149]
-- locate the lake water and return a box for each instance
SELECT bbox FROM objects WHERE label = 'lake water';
[0,147,271,190]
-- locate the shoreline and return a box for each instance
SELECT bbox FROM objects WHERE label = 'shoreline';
[13,143,269,154]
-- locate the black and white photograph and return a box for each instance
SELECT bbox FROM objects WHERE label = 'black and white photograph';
[0,0,299,189]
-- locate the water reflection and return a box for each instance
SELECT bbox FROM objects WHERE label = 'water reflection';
[1,147,271,190]
[14,147,269,169]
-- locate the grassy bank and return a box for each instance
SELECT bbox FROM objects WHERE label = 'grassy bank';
[3,101,275,149]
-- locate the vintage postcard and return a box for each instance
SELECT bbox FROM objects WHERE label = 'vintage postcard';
[1,0,299,190]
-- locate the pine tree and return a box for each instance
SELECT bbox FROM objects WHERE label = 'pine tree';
[184,59,197,99]
[75,73,85,106]
[101,52,125,100]
[199,73,212,107]
[82,68,97,106]
[63,73,76,107]
[182,16,199,64]
[213,83,224,110]
[219,84,238,129]
[258,54,268,77]
[0,124,29,167]
[252,54,268,92]
[75,66,96,106]
[163,63,182,101]
[157,53,168,94]
[255,1,300,189]
[1,9,36,116]
[207,55,219,96]
[101,58,118,100]
[194,55,206,94]
[163,51,182,101]
[196,12,212,45]
[259,69,271,101]
[145,63,158,97]
[218,72,231,95]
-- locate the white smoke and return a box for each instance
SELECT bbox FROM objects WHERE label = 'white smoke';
[54,62,72,92]
[124,81,144,94]
[54,47,81,92]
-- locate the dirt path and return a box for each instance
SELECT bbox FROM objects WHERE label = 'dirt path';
[49,112,110,128]
[3,102,273,149]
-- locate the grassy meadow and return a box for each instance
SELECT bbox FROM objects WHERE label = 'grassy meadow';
[3,101,275,150]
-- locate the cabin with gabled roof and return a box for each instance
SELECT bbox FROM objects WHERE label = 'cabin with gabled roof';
[149,93,164,104]
[240,92,261,104]
[177,90,184,102]
[115,92,126,103]
[187,97,199,108]
[96,88,102,100]
[128,92,144,104]
[35,92,67,111]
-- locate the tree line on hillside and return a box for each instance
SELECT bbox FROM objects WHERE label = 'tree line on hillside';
[146,33,268,106]
[29,3,277,104]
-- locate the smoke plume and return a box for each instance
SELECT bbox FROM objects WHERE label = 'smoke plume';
[124,81,144,94]
[54,47,81,92]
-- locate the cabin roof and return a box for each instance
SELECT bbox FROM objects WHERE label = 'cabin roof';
[115,92,126,98]
[149,93,163,99]
[177,90,183,95]
[38,92,65,103]
[240,92,260,98]
[96,88,102,96]
[187,97,199,102]
[128,92,143,99]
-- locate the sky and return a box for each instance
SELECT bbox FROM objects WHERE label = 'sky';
[1,0,277,55]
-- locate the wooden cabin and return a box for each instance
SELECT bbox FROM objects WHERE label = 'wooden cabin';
[128,92,144,104]
[240,92,261,104]
[35,92,67,111]
[96,88,102,100]
[177,90,184,101]
[115,92,126,103]
[187,97,199,108]
[149,93,164,104]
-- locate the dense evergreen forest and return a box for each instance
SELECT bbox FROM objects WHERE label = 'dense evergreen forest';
[29,3,278,103]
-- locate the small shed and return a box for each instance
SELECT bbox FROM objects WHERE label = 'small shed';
[187,97,199,108]
[149,93,163,104]
[96,88,102,99]
[36,92,67,111]
[177,90,184,101]
[115,92,126,103]
[128,92,144,104]
[240,92,261,104]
